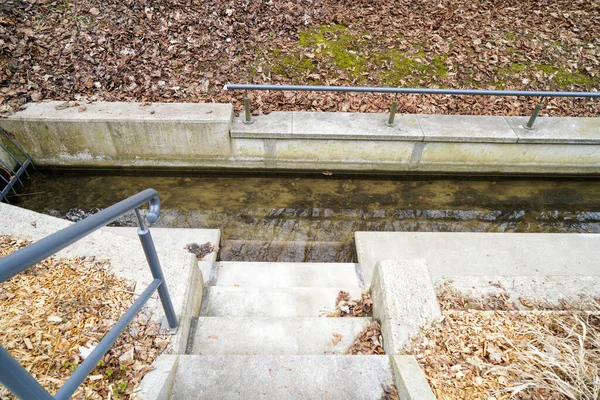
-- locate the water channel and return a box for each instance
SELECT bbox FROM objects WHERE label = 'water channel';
[12,171,600,263]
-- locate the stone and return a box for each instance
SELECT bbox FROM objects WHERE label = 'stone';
[371,260,441,354]
[391,355,436,400]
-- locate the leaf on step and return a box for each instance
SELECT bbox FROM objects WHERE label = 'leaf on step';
[332,333,343,346]
[282,365,291,372]
[285,380,294,389]
[208,335,219,340]
[269,368,274,378]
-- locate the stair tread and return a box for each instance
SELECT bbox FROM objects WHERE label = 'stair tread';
[214,261,362,288]
[191,316,371,355]
[171,355,393,400]
[203,287,364,317]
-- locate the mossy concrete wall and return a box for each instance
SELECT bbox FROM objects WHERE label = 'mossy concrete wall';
[0,102,233,167]
[0,134,18,170]
[1,101,599,175]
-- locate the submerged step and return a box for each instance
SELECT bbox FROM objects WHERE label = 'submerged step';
[191,317,371,355]
[214,262,362,288]
[203,287,363,317]
[170,355,393,400]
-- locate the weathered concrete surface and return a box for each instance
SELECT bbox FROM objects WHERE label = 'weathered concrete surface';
[214,262,361,288]
[135,355,179,400]
[3,102,599,174]
[371,260,441,354]
[356,232,600,286]
[232,111,423,141]
[417,142,600,174]
[104,227,220,286]
[418,114,518,143]
[0,135,18,169]
[506,116,600,144]
[0,203,202,354]
[0,102,233,166]
[203,287,363,317]
[391,355,436,400]
[191,317,371,355]
[435,275,600,309]
[170,355,393,399]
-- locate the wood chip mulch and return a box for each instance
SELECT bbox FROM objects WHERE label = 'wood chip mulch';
[0,235,169,399]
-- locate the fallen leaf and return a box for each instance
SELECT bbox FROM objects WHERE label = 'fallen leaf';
[487,344,503,363]
[332,333,343,346]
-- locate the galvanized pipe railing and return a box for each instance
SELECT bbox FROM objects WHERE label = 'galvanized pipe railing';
[225,84,600,128]
[0,188,178,400]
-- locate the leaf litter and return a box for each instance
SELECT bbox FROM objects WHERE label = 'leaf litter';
[327,290,373,318]
[404,288,600,400]
[1,0,598,118]
[0,235,170,399]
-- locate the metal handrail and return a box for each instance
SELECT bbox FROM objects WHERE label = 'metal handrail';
[0,189,178,400]
[225,83,600,128]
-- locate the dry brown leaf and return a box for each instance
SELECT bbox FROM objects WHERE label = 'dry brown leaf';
[331,333,343,346]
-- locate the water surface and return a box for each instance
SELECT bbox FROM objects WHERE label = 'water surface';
[13,172,600,262]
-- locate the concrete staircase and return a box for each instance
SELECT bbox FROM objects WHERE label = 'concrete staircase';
[170,261,394,399]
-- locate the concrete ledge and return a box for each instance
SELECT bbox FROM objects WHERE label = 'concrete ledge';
[103,227,221,286]
[356,232,600,287]
[231,111,423,141]
[371,260,441,354]
[391,355,436,400]
[507,116,600,144]
[418,114,517,143]
[233,112,597,145]
[0,101,233,162]
[2,102,600,175]
[135,354,179,400]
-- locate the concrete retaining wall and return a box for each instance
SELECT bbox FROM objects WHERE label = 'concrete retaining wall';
[0,134,18,170]
[1,102,599,175]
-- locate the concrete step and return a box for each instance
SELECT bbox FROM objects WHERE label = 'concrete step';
[191,317,371,355]
[220,238,354,263]
[170,355,394,400]
[213,261,362,288]
[203,287,364,317]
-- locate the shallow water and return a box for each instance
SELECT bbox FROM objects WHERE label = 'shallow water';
[12,172,600,262]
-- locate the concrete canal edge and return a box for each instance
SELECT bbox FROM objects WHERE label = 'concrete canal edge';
[1,101,599,174]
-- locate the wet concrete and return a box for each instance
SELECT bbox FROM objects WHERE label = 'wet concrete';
[11,171,600,262]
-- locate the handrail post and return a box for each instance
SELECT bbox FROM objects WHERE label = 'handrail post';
[137,226,178,329]
[386,97,398,127]
[523,97,545,130]
[243,90,254,124]
[0,346,54,400]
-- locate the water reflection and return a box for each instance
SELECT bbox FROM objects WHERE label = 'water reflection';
[14,172,600,262]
